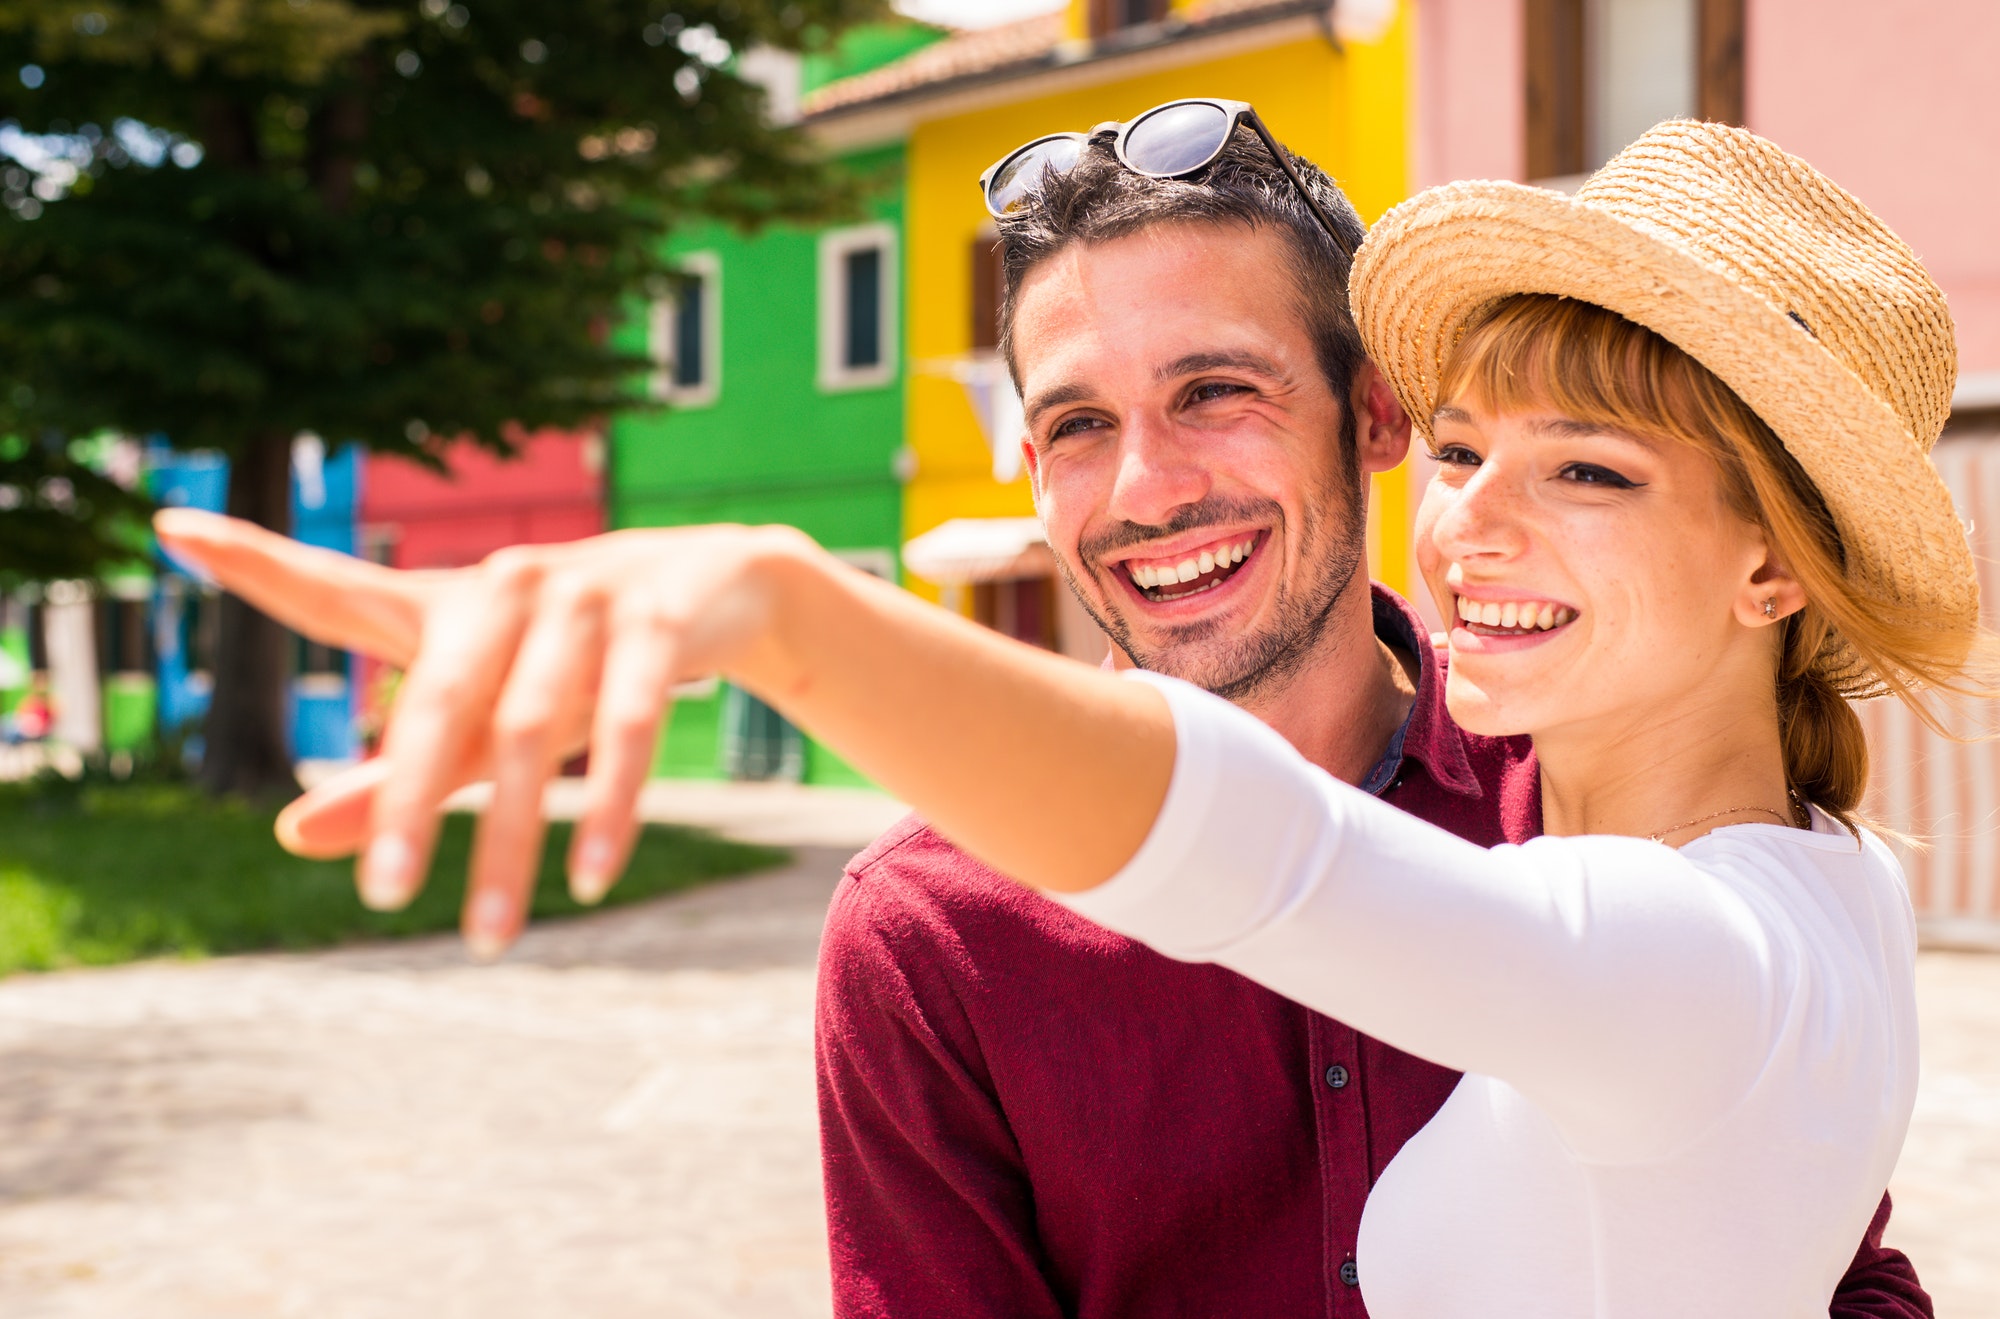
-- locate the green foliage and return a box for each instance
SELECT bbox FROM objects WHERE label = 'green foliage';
[0,432,153,583]
[0,777,789,974]
[0,0,886,460]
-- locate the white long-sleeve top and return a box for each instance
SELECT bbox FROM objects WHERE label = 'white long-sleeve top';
[1060,674,1919,1318]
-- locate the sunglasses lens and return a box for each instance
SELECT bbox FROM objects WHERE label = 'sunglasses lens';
[988,137,1085,215]
[1122,101,1234,177]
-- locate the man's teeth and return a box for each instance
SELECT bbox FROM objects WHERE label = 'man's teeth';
[1455,596,1574,631]
[1129,538,1255,591]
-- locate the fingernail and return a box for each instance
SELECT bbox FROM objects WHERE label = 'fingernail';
[359,834,419,910]
[464,890,515,962]
[570,835,617,905]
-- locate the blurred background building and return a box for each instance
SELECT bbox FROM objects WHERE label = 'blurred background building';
[5,0,1999,935]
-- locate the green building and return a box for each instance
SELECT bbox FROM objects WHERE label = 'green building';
[612,25,938,786]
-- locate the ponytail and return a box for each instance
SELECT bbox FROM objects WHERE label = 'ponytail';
[1776,615,1869,825]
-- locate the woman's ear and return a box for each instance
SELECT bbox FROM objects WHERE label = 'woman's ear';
[1738,538,1808,629]
[1351,361,1412,474]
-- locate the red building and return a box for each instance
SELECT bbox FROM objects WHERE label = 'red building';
[360,428,606,570]
[355,429,605,746]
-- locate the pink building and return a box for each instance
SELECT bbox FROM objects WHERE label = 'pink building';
[1412,0,2000,939]
[1416,0,2000,388]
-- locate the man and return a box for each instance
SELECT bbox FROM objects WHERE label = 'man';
[814,121,1930,1316]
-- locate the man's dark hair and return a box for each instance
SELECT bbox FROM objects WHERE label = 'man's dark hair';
[996,126,1369,420]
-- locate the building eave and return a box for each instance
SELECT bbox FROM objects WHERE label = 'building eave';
[805,5,1334,152]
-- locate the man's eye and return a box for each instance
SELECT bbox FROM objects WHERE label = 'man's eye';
[1050,415,1107,440]
[1430,443,1481,467]
[1559,462,1641,489]
[1187,382,1249,405]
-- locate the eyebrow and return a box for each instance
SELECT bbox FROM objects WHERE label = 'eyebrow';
[1157,350,1288,384]
[1525,416,1612,440]
[1023,350,1291,427]
[1023,381,1096,427]
[1433,405,1657,447]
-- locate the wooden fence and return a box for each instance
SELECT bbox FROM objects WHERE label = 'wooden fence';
[1858,434,2000,945]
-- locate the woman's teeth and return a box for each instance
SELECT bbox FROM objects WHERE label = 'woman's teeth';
[1129,538,1256,593]
[1456,596,1574,632]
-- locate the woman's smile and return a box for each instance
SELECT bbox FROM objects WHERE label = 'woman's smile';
[1449,590,1580,654]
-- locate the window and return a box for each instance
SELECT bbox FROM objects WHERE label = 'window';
[648,251,720,406]
[819,223,898,391]
[1089,0,1169,38]
[1525,0,1742,182]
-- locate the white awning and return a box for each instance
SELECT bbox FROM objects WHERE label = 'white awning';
[902,517,1053,585]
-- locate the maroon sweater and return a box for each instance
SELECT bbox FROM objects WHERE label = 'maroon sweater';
[815,589,1931,1318]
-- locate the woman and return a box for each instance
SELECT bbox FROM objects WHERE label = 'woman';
[161,123,1987,1313]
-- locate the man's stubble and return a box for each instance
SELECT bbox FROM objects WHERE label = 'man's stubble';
[1052,437,1367,706]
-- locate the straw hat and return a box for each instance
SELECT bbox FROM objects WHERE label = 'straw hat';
[1351,120,1977,689]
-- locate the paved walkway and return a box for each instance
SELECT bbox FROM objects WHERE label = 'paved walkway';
[0,786,1995,1316]
[0,846,855,1319]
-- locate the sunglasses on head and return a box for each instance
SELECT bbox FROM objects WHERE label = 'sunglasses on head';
[977,98,1354,257]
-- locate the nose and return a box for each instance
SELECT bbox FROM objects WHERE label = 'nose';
[1426,457,1531,568]
[1105,409,1212,529]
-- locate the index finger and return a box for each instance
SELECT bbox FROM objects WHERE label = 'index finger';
[154,507,432,666]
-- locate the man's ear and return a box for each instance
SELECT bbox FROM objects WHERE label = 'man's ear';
[1021,436,1042,503]
[1351,361,1412,474]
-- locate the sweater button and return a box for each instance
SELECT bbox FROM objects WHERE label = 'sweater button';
[1323,1064,1350,1090]
[1340,1259,1360,1287]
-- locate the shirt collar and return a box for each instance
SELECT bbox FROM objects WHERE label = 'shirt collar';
[1358,584,1481,800]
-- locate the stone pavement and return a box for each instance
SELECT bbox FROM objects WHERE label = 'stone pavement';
[1887,951,2000,1317]
[0,784,1996,1315]
[0,844,858,1319]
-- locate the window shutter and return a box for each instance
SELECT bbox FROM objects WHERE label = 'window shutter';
[1525,0,1586,179]
[843,247,883,369]
[1697,0,1746,126]
[971,235,1003,351]
[672,274,705,388]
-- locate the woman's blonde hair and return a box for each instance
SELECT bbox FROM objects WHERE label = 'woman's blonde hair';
[1437,294,1997,829]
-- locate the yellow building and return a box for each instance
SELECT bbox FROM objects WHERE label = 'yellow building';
[804,0,1415,644]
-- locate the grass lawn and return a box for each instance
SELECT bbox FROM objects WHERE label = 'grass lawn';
[0,778,789,977]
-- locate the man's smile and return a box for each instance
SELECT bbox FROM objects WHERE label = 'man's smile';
[1114,531,1266,604]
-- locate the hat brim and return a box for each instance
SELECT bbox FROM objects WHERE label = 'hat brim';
[1351,181,1977,668]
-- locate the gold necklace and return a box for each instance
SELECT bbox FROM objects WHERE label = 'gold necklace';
[1646,792,1809,843]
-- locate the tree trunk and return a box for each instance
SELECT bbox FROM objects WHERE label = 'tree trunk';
[198,432,300,799]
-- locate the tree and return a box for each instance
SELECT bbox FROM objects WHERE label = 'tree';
[0,433,153,585]
[0,0,883,796]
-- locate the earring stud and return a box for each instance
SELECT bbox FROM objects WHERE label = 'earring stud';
[1763,598,1778,619]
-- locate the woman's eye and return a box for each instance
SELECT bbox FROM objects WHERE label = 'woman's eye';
[1558,462,1641,489]
[1430,443,1481,467]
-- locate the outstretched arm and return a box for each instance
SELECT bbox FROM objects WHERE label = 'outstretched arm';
[155,510,1173,950]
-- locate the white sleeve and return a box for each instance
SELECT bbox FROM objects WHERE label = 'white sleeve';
[1060,673,1791,1159]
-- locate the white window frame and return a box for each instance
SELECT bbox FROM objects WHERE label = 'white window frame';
[818,222,898,393]
[830,547,896,581]
[649,250,721,407]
